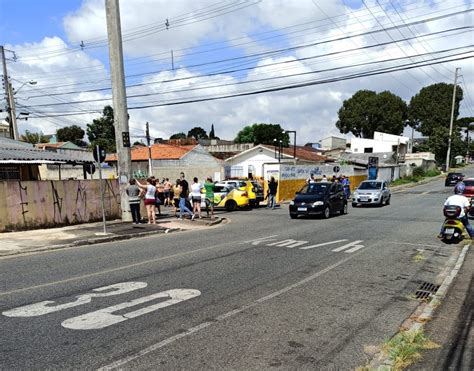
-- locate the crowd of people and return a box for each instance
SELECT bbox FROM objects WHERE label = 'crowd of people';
[126,172,217,224]
[306,173,351,199]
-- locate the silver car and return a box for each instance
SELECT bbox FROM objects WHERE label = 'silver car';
[352,180,391,207]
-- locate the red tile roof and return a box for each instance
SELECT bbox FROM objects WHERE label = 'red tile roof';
[36,142,67,149]
[106,144,197,161]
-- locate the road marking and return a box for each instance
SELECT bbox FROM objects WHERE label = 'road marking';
[332,240,364,252]
[2,282,147,318]
[267,239,308,248]
[251,236,279,245]
[299,239,349,250]
[421,191,430,195]
[98,250,367,370]
[243,235,278,244]
[344,245,365,253]
[0,239,250,297]
[62,289,201,330]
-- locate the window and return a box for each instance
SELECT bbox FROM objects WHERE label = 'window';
[364,148,373,153]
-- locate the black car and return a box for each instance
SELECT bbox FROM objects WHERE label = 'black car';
[289,182,348,219]
[445,172,464,186]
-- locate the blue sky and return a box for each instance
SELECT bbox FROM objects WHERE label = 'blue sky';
[1,0,472,142]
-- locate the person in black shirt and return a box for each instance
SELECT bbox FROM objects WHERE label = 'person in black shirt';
[267,176,278,209]
[178,172,193,219]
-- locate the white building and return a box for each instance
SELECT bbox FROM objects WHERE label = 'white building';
[350,131,412,160]
[319,136,347,150]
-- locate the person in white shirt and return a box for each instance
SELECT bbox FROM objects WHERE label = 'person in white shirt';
[306,173,316,184]
[438,182,474,239]
[190,177,203,219]
[136,178,157,224]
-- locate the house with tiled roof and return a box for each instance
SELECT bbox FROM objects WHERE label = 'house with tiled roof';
[106,143,224,181]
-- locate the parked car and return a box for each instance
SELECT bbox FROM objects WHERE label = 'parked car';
[352,180,391,207]
[289,182,347,219]
[445,172,464,186]
[251,180,265,206]
[209,183,249,211]
[220,180,259,207]
[463,178,474,198]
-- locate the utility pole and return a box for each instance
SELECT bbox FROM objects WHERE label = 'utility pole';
[105,0,132,221]
[145,121,152,176]
[445,67,460,172]
[1,46,15,139]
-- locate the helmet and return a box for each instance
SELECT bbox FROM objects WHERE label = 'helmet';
[454,182,465,194]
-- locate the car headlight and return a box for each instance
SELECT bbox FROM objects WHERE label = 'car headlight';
[312,201,324,206]
[290,200,294,206]
[352,192,358,197]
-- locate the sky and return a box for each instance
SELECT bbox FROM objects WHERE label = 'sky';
[1,0,473,145]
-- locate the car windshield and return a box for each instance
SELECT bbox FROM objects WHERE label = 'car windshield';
[358,181,382,190]
[463,180,474,186]
[299,183,330,195]
[449,173,462,177]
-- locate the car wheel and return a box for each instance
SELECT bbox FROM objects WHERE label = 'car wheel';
[341,202,348,215]
[385,196,391,205]
[290,214,297,219]
[225,200,237,212]
[322,206,331,219]
[352,202,357,208]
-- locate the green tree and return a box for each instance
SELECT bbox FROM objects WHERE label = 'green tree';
[336,90,408,138]
[56,124,86,147]
[86,105,116,153]
[209,124,216,139]
[169,132,186,139]
[187,126,208,140]
[235,123,289,146]
[20,130,48,144]
[417,126,465,164]
[408,83,463,137]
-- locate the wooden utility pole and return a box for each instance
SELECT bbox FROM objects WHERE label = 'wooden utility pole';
[445,67,460,172]
[105,0,132,221]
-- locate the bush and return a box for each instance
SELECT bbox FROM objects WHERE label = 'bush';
[412,166,425,177]
[425,168,441,177]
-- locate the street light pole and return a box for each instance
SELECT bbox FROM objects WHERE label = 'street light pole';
[445,67,460,172]
[9,80,37,140]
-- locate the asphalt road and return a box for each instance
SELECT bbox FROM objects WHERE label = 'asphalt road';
[0,173,468,369]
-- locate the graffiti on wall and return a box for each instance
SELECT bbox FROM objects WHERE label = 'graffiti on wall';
[280,165,354,180]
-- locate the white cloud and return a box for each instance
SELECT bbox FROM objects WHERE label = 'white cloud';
[5,0,473,144]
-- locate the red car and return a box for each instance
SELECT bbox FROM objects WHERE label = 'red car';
[463,178,474,198]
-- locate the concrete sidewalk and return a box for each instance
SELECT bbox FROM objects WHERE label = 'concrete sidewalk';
[0,212,225,257]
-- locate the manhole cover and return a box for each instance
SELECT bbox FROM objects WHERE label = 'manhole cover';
[415,282,440,299]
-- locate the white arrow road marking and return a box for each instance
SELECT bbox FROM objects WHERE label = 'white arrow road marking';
[332,240,364,252]
[61,289,201,330]
[299,239,349,250]
[251,236,279,245]
[267,239,308,248]
[243,235,278,244]
[344,245,365,253]
[2,282,147,318]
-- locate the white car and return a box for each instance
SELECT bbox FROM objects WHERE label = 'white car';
[352,180,391,207]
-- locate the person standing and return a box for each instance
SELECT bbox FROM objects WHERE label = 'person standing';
[321,175,329,182]
[190,177,203,219]
[163,178,172,206]
[136,178,157,224]
[267,176,278,209]
[179,172,193,220]
[172,179,182,217]
[341,175,351,200]
[203,176,215,219]
[126,179,141,224]
[307,173,317,184]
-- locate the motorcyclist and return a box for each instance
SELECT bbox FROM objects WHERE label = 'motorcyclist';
[438,182,474,239]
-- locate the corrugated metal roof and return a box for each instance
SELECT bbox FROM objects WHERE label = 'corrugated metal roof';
[0,148,92,164]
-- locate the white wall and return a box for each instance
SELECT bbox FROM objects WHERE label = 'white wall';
[225,148,279,178]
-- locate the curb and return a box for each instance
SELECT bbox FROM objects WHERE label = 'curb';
[367,243,471,369]
[0,217,227,257]
[390,173,445,192]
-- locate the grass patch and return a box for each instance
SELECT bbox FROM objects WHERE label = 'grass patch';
[390,176,423,186]
[383,329,440,370]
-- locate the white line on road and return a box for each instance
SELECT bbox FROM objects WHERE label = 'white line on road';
[242,235,279,244]
[344,245,365,253]
[267,239,308,248]
[332,240,364,252]
[62,289,201,330]
[98,249,367,370]
[299,239,349,250]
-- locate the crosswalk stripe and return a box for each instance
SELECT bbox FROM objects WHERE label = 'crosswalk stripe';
[344,245,365,253]
[332,240,364,252]
[299,239,349,250]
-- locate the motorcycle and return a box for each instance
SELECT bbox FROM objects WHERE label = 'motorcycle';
[440,205,467,243]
